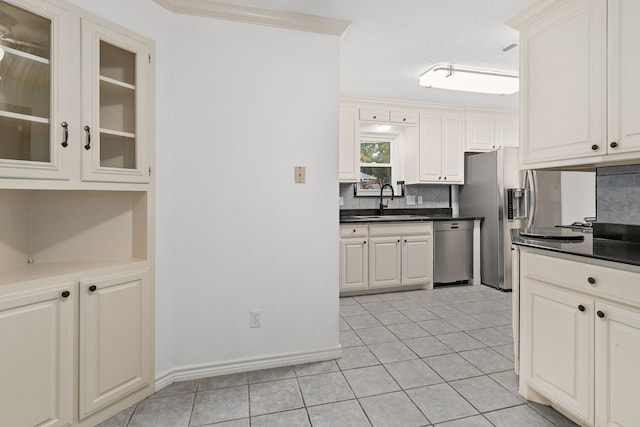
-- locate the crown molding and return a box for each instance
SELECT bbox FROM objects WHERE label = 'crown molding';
[153,0,351,37]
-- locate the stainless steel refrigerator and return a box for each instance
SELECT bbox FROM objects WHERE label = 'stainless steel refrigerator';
[458,148,561,290]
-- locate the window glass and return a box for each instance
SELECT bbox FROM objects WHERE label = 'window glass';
[359,140,392,191]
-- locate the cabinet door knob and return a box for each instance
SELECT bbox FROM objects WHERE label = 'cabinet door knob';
[363,241,366,245]
[610,141,618,148]
[591,144,599,151]
[587,277,596,285]
[372,115,377,119]
[61,122,69,147]
[444,177,447,180]
[61,290,71,298]
[88,285,97,292]
[402,118,407,122]
[84,125,92,150]
[397,239,400,243]
[578,304,585,312]
[597,310,605,318]
[353,229,356,233]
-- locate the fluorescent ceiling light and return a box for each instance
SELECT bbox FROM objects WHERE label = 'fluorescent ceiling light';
[419,64,519,95]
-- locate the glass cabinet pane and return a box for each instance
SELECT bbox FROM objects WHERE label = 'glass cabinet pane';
[0,0,52,163]
[99,41,136,169]
[100,133,136,169]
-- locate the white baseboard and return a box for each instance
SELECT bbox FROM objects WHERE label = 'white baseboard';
[155,345,342,390]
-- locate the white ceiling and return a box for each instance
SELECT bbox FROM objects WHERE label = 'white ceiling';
[221,0,537,109]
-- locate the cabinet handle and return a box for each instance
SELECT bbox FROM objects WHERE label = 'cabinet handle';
[610,141,618,148]
[372,115,377,119]
[444,177,447,180]
[88,285,97,292]
[587,277,596,286]
[61,290,71,298]
[61,122,69,147]
[597,310,605,318]
[578,304,585,312]
[84,125,91,150]
[438,176,442,180]
[591,144,599,151]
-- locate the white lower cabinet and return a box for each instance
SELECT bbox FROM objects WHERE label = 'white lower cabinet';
[519,249,640,426]
[369,236,402,288]
[79,269,152,419]
[0,282,74,427]
[339,222,433,294]
[0,266,152,427]
[521,281,594,424]
[594,302,640,427]
[402,235,433,286]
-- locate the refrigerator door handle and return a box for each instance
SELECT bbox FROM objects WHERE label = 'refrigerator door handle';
[525,170,537,228]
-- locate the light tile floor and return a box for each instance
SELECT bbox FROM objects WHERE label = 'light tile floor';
[100,285,579,427]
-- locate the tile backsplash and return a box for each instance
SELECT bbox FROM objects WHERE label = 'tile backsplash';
[596,165,640,225]
[339,183,450,210]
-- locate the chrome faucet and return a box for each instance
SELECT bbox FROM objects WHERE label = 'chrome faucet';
[379,183,395,215]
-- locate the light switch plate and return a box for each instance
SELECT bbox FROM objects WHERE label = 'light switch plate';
[295,166,305,183]
[417,196,423,204]
[339,196,344,206]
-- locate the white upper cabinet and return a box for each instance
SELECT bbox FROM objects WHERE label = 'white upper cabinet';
[80,19,151,183]
[465,110,518,152]
[607,0,640,157]
[510,0,640,169]
[339,105,359,182]
[0,0,72,180]
[0,0,153,186]
[408,109,464,184]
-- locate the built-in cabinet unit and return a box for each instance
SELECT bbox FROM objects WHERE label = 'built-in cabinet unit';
[518,249,640,427]
[339,222,433,294]
[0,0,155,425]
[509,0,640,169]
[465,110,519,152]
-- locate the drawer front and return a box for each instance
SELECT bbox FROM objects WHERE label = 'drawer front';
[522,251,640,306]
[340,224,368,238]
[369,222,432,237]
[390,111,417,124]
[359,108,389,122]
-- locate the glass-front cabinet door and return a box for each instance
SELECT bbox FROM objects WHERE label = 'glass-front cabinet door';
[0,0,71,180]
[81,18,150,183]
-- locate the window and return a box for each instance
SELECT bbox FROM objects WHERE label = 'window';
[359,139,392,193]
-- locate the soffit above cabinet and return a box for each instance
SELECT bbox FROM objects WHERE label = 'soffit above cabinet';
[152,0,351,36]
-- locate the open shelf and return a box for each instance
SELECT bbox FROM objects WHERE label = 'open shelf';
[0,189,148,280]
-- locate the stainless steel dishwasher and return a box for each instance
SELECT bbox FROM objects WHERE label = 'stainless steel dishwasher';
[433,221,473,285]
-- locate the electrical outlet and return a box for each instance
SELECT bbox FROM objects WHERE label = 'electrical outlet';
[294,166,305,183]
[249,310,261,328]
[406,195,416,206]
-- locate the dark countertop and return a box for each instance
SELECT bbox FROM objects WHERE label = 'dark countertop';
[511,223,640,267]
[340,208,483,224]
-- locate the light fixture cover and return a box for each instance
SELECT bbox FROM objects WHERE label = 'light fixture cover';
[419,64,519,95]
